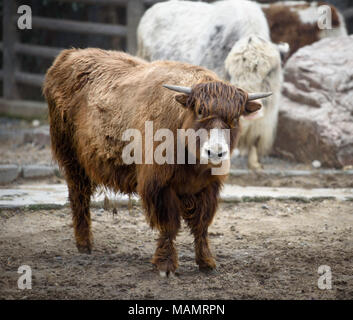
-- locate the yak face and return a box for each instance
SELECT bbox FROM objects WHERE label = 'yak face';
[225,35,282,93]
[167,82,263,165]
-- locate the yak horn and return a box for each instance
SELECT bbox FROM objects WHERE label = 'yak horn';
[163,84,192,94]
[248,92,273,101]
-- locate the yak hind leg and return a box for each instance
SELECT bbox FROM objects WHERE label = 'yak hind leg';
[182,182,220,272]
[140,182,181,277]
[248,144,263,171]
[65,160,94,254]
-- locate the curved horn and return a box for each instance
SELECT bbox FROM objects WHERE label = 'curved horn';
[248,92,273,101]
[163,84,192,94]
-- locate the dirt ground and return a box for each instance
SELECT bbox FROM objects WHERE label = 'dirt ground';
[0,200,352,300]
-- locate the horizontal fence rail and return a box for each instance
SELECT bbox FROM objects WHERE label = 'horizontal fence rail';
[31,16,127,37]
[14,43,63,59]
[15,72,45,88]
[343,8,353,19]
[0,98,47,119]
[56,0,129,6]
[1,0,152,116]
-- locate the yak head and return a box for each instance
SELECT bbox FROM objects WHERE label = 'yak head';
[163,82,271,166]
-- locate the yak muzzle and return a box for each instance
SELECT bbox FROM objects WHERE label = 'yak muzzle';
[200,129,230,165]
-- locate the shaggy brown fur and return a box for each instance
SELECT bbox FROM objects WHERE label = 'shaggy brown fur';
[262,2,341,58]
[43,48,260,274]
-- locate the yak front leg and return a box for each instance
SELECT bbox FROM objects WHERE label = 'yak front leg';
[182,182,220,271]
[140,181,181,277]
[152,228,179,277]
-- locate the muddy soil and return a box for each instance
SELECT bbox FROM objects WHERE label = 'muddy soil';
[0,200,352,300]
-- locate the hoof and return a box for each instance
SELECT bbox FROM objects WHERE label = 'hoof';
[199,266,218,275]
[159,270,176,278]
[152,257,177,277]
[248,160,264,171]
[197,257,216,272]
[76,244,92,254]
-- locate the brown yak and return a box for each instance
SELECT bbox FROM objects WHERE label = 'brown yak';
[43,48,270,276]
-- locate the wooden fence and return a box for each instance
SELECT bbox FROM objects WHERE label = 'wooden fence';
[0,0,165,118]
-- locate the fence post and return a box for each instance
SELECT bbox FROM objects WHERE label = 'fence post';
[3,0,20,99]
[127,0,145,55]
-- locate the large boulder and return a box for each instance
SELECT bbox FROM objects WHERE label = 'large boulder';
[273,36,353,168]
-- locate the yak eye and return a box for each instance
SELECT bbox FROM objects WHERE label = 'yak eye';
[197,107,203,119]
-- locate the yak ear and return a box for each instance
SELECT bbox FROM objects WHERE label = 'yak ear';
[175,94,189,107]
[242,100,263,120]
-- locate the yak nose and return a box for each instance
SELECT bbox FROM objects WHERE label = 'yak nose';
[206,148,228,159]
[205,144,228,161]
[200,129,230,164]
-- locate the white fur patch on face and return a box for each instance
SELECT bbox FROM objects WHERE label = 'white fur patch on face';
[200,129,230,165]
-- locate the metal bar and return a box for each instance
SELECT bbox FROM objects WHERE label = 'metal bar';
[55,0,128,7]
[342,8,353,20]
[3,0,20,99]
[127,0,145,54]
[15,43,63,59]
[144,0,167,5]
[31,16,127,37]
[0,98,47,119]
[15,71,45,87]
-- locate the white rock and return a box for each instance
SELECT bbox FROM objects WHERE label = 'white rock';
[312,160,321,169]
[32,120,40,127]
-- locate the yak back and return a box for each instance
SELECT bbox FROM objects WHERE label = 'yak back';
[43,48,218,174]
